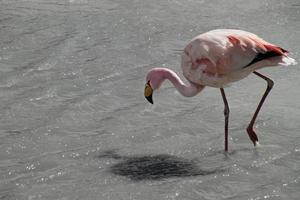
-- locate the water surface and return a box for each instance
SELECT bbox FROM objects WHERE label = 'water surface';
[0,0,300,199]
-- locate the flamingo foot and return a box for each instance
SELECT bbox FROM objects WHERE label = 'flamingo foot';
[247,126,258,146]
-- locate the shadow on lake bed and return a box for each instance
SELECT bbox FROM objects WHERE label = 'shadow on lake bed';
[99,151,222,181]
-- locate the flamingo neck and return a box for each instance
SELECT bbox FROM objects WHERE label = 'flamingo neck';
[162,68,204,97]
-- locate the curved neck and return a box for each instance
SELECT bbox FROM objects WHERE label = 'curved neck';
[162,68,204,97]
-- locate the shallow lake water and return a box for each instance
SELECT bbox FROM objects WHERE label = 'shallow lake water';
[0,0,300,199]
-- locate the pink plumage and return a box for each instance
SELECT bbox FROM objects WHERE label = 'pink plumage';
[144,29,297,151]
[181,29,296,88]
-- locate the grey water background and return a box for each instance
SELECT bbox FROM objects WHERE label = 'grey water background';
[0,0,300,199]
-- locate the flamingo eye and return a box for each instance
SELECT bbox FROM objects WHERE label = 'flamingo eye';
[145,80,152,88]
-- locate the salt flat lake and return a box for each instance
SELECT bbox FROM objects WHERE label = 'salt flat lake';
[0,0,300,199]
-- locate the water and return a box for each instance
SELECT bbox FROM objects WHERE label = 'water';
[0,0,300,199]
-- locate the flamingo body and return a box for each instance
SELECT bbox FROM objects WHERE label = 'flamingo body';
[181,29,295,88]
[144,29,297,151]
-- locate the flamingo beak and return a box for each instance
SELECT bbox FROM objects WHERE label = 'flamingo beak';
[144,82,153,104]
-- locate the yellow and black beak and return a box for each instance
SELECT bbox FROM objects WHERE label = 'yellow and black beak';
[144,82,153,104]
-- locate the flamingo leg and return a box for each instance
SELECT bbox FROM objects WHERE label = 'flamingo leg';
[247,71,274,146]
[220,88,230,152]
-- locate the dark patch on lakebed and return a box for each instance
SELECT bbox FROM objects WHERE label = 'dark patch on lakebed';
[99,150,223,181]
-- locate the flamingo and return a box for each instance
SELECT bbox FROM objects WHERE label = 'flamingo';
[144,29,297,151]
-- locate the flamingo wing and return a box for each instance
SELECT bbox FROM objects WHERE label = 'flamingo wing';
[183,29,292,76]
[227,32,288,69]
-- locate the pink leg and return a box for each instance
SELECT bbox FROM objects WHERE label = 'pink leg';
[220,88,229,152]
[247,71,274,146]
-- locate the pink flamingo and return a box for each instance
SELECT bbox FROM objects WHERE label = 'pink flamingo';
[144,29,297,151]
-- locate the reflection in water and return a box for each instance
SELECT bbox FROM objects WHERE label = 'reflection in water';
[100,151,220,181]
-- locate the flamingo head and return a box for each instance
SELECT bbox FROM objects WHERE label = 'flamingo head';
[144,68,166,104]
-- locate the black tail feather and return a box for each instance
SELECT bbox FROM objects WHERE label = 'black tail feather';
[244,49,283,68]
